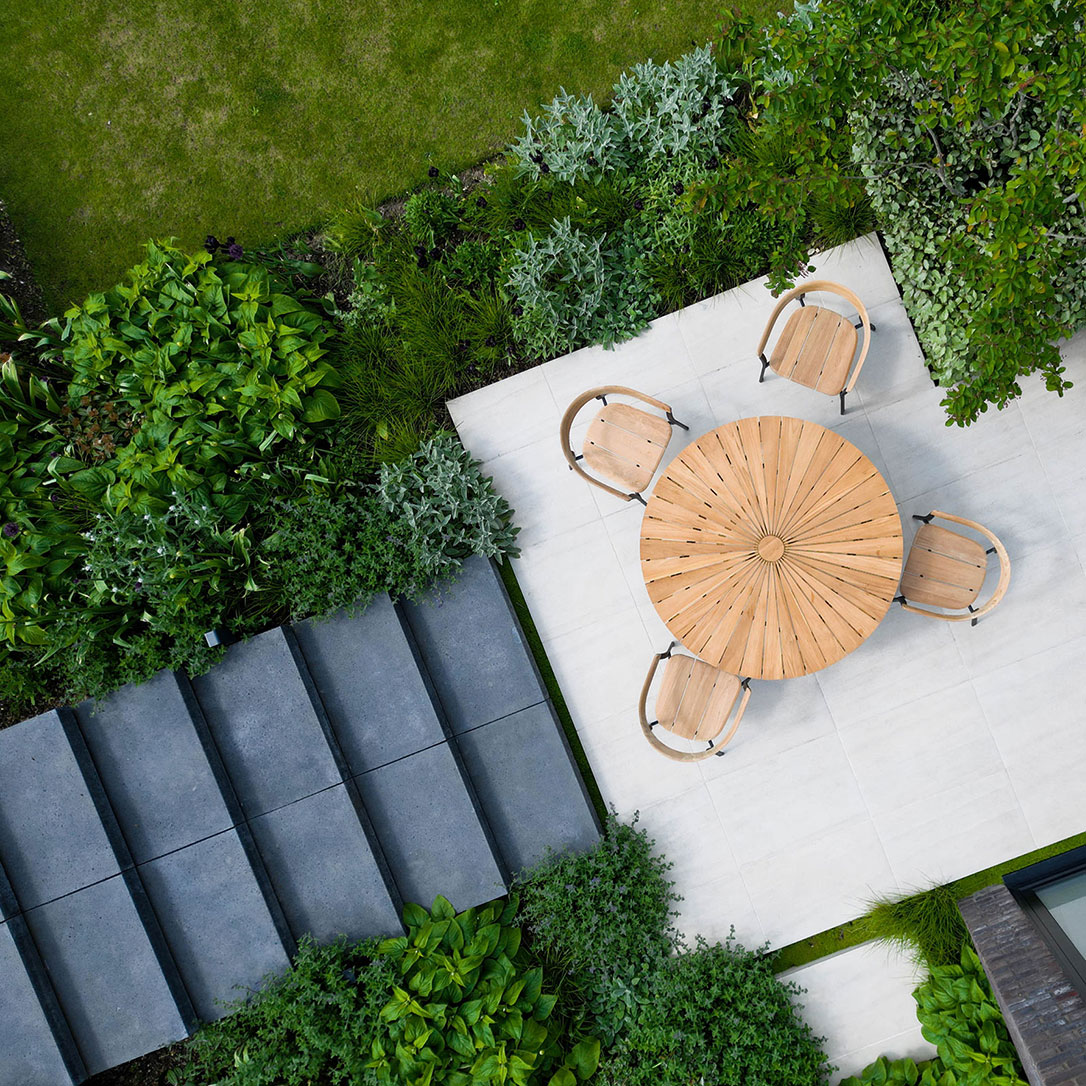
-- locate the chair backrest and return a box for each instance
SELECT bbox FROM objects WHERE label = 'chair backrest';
[756,279,873,394]
[900,511,1011,623]
[637,649,751,762]
[560,386,673,502]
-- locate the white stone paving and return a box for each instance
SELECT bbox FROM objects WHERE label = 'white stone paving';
[448,233,1086,1075]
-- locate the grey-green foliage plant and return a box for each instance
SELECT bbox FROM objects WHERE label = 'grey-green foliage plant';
[506,217,656,356]
[177,934,395,1086]
[841,945,1027,1086]
[510,46,736,183]
[370,895,600,1086]
[375,433,520,582]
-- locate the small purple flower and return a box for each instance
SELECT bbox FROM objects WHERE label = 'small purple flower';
[672,182,684,196]
[429,246,441,261]
[204,234,220,252]
[529,153,543,165]
[484,335,496,347]
[512,217,526,231]
[133,579,143,593]
[587,154,598,167]
[475,195,488,208]
[707,155,720,170]
[227,242,243,259]
[633,198,644,212]
[428,166,440,178]
[414,244,427,258]
[539,162,550,174]
[511,303,524,317]
[225,236,236,245]
[1,522,17,539]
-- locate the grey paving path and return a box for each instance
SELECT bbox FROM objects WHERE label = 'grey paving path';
[0,559,599,1082]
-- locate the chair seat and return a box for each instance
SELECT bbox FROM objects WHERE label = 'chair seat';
[583,402,671,494]
[901,523,987,610]
[655,654,743,742]
[770,305,858,395]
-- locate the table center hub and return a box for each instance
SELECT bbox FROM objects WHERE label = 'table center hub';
[756,534,786,563]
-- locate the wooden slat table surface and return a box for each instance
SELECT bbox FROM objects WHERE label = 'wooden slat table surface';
[640,416,903,680]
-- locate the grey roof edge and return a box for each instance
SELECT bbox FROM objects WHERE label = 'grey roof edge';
[120,867,198,1035]
[55,708,134,874]
[5,911,87,1083]
[174,673,249,830]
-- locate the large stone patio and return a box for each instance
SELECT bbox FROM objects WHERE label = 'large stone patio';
[449,233,1086,1076]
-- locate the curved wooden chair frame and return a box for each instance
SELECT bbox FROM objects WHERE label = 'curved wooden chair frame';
[560,385,687,503]
[756,279,875,414]
[637,645,751,763]
[896,510,1011,625]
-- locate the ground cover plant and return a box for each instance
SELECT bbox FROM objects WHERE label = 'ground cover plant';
[174,816,831,1085]
[327,43,840,461]
[0,240,518,721]
[0,0,779,309]
[720,0,1086,423]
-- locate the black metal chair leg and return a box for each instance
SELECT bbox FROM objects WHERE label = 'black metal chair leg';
[666,410,690,431]
[759,356,770,383]
[912,513,935,524]
[839,390,847,415]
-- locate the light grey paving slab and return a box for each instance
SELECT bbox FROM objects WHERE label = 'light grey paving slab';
[0,709,127,910]
[867,384,1030,501]
[138,828,292,1023]
[0,857,17,921]
[454,703,599,876]
[403,556,543,733]
[74,670,237,864]
[1038,426,1086,537]
[903,446,1067,561]
[849,296,933,411]
[805,232,902,309]
[358,743,506,912]
[951,538,1086,679]
[674,869,765,948]
[974,635,1086,847]
[781,941,933,1084]
[0,915,82,1085]
[249,784,402,944]
[191,627,342,819]
[1019,325,1086,453]
[674,275,776,375]
[25,874,189,1076]
[448,364,561,463]
[294,596,447,772]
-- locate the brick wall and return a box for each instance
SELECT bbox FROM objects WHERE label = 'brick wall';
[959,884,1086,1086]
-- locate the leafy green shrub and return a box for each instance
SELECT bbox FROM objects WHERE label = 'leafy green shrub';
[506,218,656,355]
[515,812,680,1042]
[53,239,340,515]
[371,895,599,1086]
[604,935,832,1086]
[841,945,1027,1086]
[403,188,463,248]
[179,935,395,1086]
[859,884,970,971]
[260,484,426,619]
[375,433,520,581]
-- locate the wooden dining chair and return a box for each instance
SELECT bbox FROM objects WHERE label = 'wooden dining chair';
[560,386,688,504]
[894,511,1011,625]
[756,279,875,414]
[638,643,751,762]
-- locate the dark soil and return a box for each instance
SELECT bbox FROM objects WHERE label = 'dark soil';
[0,196,46,326]
[87,1040,190,1086]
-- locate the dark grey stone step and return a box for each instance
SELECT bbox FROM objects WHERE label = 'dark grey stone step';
[402,557,544,733]
[294,595,448,771]
[0,709,129,910]
[359,743,506,912]
[0,915,82,1085]
[190,628,344,819]
[0,856,17,921]
[24,873,189,1076]
[139,828,292,1023]
[249,783,401,944]
[74,670,239,864]
[455,704,600,877]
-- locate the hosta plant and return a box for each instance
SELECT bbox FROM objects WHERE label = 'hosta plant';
[370,895,600,1086]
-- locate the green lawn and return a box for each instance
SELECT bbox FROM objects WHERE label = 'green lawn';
[0,0,778,310]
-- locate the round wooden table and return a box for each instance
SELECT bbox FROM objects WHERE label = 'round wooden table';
[640,416,903,680]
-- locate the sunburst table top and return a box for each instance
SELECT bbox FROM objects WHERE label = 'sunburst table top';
[640,416,903,680]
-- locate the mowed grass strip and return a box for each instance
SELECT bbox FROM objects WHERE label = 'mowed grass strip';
[0,0,778,309]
